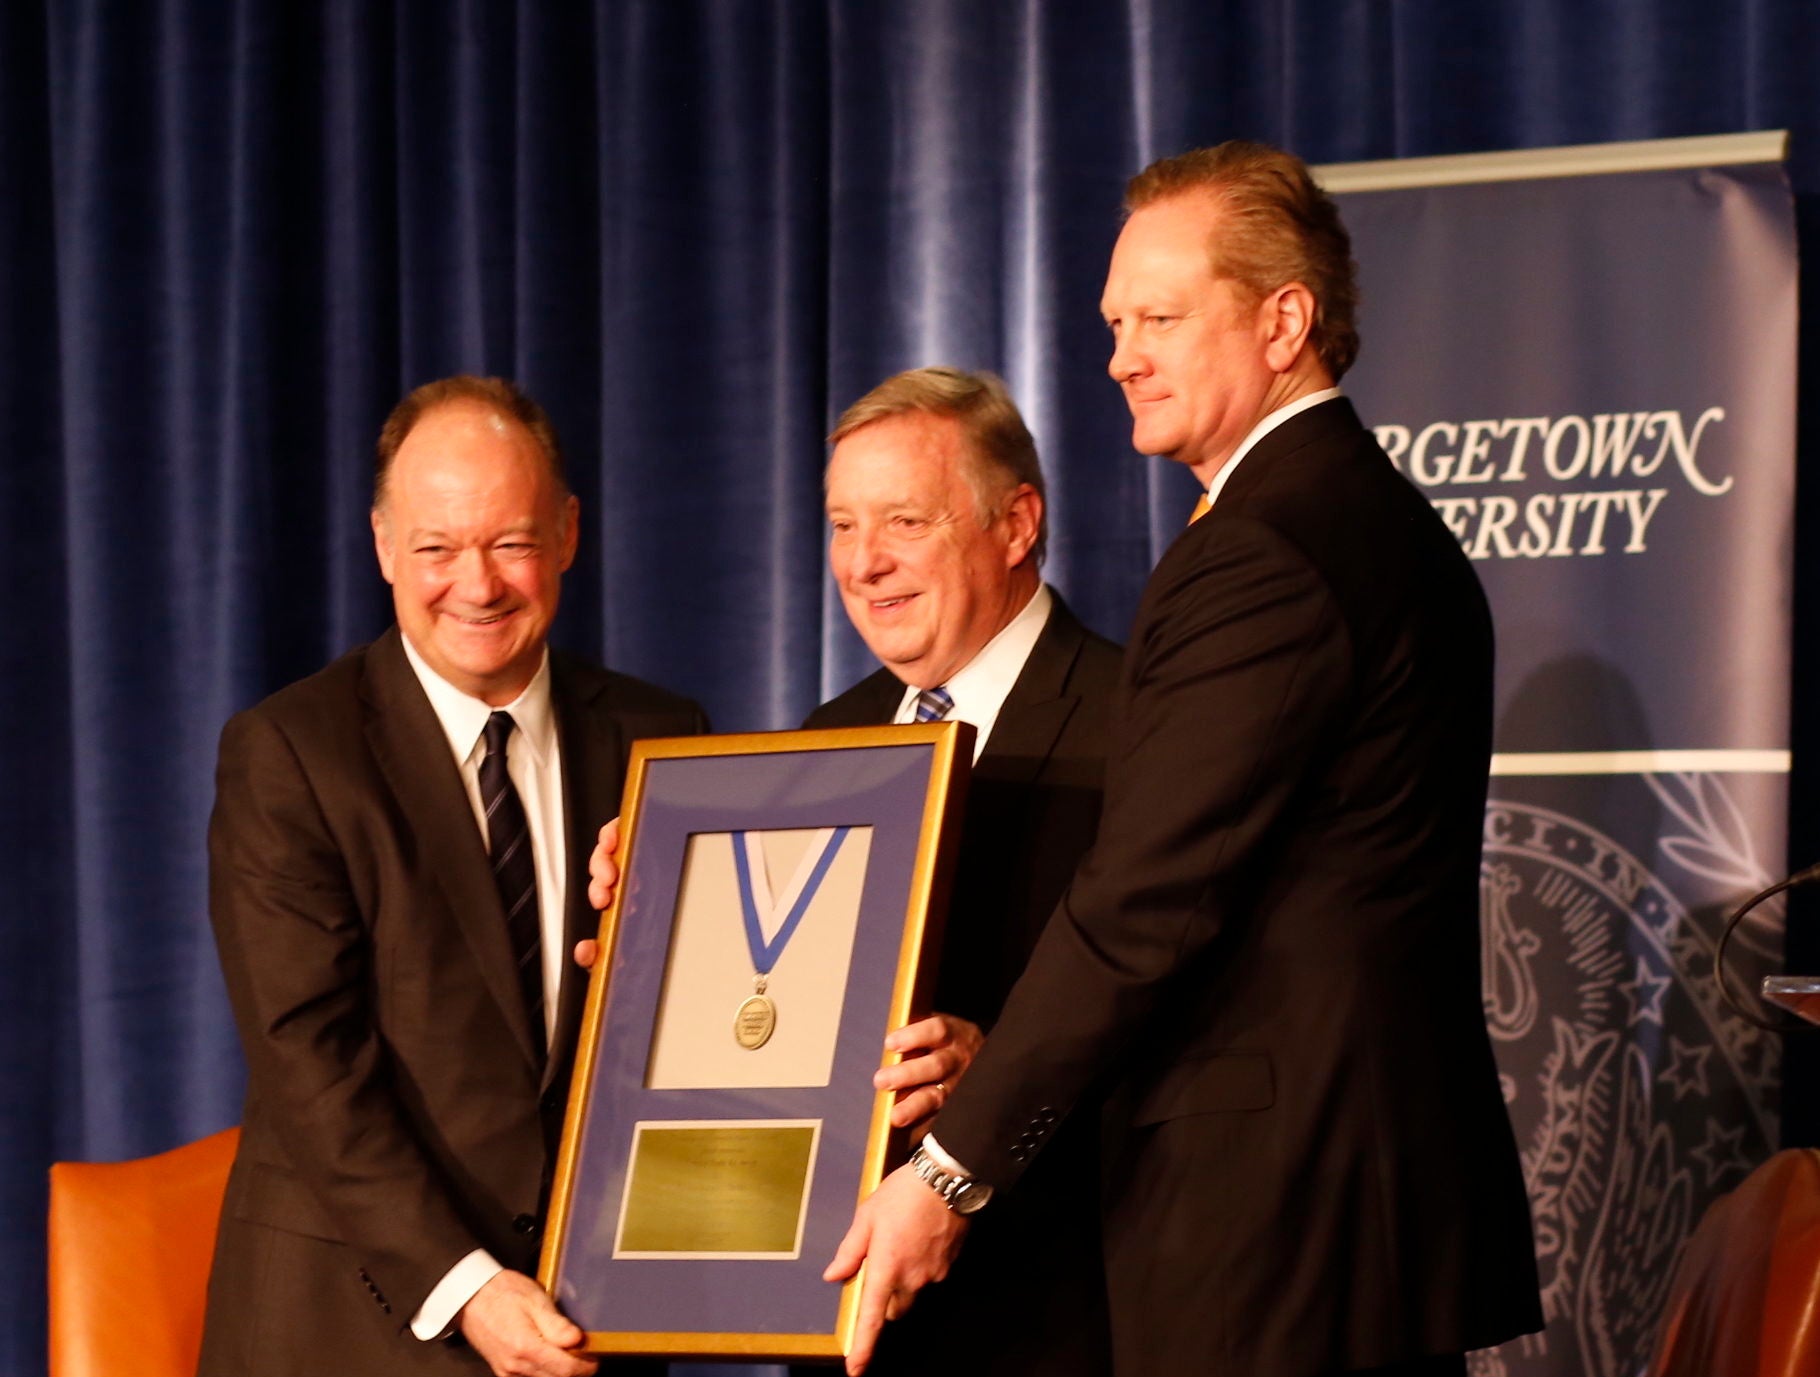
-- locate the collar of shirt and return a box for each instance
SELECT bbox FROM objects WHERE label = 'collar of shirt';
[399,633,566,1053]
[400,636,559,772]
[894,583,1052,760]
[1202,387,1343,510]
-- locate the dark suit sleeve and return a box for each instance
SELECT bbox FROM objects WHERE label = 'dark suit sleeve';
[933,517,1352,1188]
[209,707,480,1315]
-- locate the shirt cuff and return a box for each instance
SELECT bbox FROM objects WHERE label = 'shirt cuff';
[920,1133,973,1176]
[410,1249,503,1340]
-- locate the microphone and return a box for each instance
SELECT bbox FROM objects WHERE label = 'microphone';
[1716,861,1820,1033]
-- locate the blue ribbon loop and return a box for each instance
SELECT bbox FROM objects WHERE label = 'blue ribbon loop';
[731,826,852,976]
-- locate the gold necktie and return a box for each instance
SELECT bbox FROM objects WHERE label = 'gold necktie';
[1189,493,1211,525]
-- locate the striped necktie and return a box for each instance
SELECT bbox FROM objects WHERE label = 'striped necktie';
[914,686,953,722]
[480,711,543,1056]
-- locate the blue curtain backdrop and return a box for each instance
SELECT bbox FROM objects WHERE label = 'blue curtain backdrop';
[6,2,1820,1373]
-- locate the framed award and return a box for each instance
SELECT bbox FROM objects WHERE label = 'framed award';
[539,722,973,1360]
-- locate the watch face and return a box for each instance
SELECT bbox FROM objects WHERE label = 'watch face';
[949,1184,988,1215]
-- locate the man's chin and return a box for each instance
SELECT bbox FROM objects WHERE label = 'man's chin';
[1130,424,1176,458]
[855,613,926,658]
[859,638,932,681]
[433,645,541,703]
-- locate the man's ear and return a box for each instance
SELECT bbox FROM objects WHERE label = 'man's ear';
[1262,282,1318,374]
[1001,485,1042,567]
[372,507,397,585]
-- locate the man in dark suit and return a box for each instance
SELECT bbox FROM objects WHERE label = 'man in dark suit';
[811,367,1121,1376]
[200,376,705,1377]
[586,367,1121,1375]
[831,145,1542,1377]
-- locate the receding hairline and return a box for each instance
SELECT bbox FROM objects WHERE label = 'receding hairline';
[372,400,573,531]
[829,403,966,455]
[826,366,1050,566]
[827,399,1028,513]
[1117,188,1260,286]
[374,374,569,511]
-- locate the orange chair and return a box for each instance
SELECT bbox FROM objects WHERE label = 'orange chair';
[48,1125,240,1377]
[1649,1147,1820,1376]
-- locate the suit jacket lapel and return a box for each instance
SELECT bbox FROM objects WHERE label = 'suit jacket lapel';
[549,657,625,1092]
[819,669,906,728]
[361,627,544,1074]
[974,594,1087,785]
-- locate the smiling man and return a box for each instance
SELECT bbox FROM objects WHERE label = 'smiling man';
[830,146,1541,1377]
[200,375,705,1377]
[808,367,1122,1377]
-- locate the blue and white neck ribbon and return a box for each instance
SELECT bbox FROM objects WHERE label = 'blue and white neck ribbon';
[731,826,851,984]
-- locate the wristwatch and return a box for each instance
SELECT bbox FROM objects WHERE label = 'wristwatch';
[908,1143,993,1215]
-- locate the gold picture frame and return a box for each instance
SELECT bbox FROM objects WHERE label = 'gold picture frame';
[539,722,973,1360]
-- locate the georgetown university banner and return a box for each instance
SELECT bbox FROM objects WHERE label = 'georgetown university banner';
[1326,134,1797,1376]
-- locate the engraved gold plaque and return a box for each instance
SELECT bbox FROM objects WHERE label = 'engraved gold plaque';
[734,994,777,1049]
[616,1122,818,1256]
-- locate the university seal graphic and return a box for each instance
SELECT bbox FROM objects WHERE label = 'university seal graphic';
[1472,780,1779,1377]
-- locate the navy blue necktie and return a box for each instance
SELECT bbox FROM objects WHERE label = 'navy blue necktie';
[914,687,953,722]
[480,712,543,1054]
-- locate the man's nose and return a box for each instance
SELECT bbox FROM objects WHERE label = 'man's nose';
[1108,332,1144,383]
[848,527,893,580]
[450,548,504,601]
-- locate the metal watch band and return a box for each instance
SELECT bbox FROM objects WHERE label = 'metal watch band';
[908,1143,992,1214]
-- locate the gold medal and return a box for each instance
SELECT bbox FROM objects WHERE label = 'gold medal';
[734,992,777,1049]
[730,827,850,1051]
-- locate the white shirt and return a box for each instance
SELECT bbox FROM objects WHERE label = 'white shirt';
[399,636,568,1338]
[892,583,1053,760]
[1202,387,1343,510]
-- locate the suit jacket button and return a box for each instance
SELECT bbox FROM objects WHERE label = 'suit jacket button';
[1009,1145,1028,1161]
[513,1213,540,1236]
